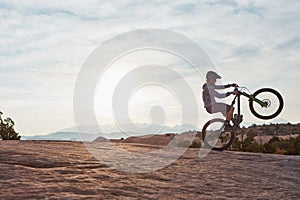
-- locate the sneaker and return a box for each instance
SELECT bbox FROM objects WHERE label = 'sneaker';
[239,115,243,124]
[224,121,233,132]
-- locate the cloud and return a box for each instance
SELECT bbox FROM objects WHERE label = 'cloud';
[0,0,299,135]
[276,36,300,50]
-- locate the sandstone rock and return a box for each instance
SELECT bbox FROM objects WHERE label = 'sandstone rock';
[0,140,299,199]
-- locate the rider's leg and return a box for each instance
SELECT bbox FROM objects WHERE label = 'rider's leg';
[224,106,234,131]
[211,103,232,119]
[226,107,234,121]
[211,103,233,129]
[207,103,234,131]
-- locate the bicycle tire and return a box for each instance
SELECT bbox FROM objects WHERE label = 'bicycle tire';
[249,88,284,120]
[201,118,234,151]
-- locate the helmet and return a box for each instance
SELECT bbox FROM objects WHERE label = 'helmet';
[206,71,221,80]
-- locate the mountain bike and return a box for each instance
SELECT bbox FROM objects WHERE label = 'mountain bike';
[201,86,284,151]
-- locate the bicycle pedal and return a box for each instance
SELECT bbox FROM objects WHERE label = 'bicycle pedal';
[233,126,239,131]
[239,115,244,123]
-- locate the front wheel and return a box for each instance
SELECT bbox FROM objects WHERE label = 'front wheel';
[202,118,234,151]
[249,88,284,120]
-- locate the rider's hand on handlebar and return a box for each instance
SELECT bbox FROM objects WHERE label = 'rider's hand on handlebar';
[231,91,238,95]
[230,83,238,87]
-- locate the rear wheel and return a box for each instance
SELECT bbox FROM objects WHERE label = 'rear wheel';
[201,118,234,151]
[249,88,284,120]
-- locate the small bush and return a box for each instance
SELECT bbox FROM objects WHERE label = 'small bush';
[0,112,21,140]
[176,140,201,148]
[189,141,202,148]
[176,140,191,148]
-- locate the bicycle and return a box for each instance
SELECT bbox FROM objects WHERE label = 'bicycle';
[201,86,284,151]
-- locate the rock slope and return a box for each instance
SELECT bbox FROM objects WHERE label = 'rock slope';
[0,140,300,199]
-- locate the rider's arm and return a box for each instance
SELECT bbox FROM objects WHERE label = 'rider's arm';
[215,84,235,89]
[214,85,226,89]
[208,86,230,99]
[214,91,233,98]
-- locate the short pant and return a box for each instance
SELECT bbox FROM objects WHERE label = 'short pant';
[206,103,231,116]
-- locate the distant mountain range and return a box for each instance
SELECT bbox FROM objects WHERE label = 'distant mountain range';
[22,123,198,142]
[22,132,99,142]
[238,118,290,128]
[58,123,198,134]
[21,118,292,142]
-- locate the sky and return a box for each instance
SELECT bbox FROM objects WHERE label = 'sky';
[0,0,299,136]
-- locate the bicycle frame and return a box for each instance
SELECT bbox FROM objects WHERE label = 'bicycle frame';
[232,87,268,107]
[231,87,267,127]
[239,91,268,107]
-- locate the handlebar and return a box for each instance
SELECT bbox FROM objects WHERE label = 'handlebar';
[232,86,253,98]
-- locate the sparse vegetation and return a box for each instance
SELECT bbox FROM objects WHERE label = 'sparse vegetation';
[0,111,21,140]
[229,126,300,155]
[182,123,300,155]
[176,140,192,148]
[176,140,201,148]
[189,141,202,148]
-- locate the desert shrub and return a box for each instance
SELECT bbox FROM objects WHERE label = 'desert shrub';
[263,136,280,153]
[230,130,263,153]
[176,140,191,148]
[244,142,264,153]
[189,141,202,148]
[239,130,257,151]
[0,112,21,140]
[195,131,202,137]
[230,136,243,151]
[175,140,201,148]
[279,135,300,155]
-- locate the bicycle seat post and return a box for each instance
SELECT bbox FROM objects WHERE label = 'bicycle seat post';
[231,89,242,128]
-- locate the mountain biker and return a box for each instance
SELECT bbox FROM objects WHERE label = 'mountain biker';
[202,71,237,130]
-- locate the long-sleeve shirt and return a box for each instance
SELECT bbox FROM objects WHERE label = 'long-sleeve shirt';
[202,83,230,108]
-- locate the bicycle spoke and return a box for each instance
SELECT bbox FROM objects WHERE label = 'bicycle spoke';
[202,119,234,151]
[249,88,284,120]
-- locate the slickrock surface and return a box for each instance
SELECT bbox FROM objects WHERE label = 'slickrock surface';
[1,140,300,199]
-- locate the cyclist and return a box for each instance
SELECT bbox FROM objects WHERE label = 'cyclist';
[202,71,237,130]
